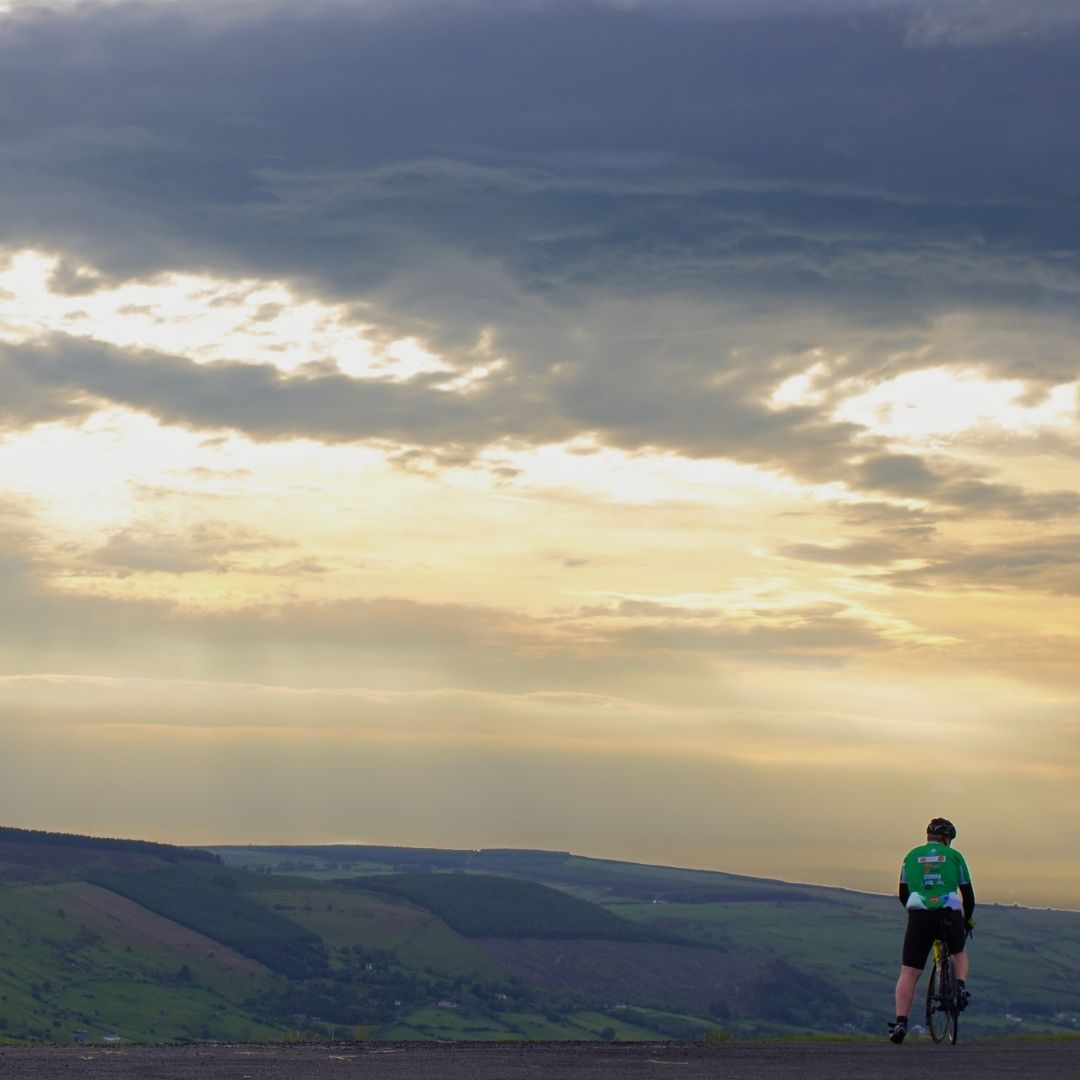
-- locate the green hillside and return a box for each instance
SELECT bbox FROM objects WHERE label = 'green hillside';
[5,828,1080,1044]
[0,833,280,1044]
[214,841,1080,1040]
[1,828,740,1043]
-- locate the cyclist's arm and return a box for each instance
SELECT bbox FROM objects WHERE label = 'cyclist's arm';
[956,851,975,921]
[898,861,910,907]
[960,881,975,921]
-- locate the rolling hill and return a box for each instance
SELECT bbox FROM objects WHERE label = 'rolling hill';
[210,842,1080,1040]
[3,828,1080,1043]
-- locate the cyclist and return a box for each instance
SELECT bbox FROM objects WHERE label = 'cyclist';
[888,817,975,1044]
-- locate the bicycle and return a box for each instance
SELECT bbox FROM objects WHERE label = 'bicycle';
[925,932,960,1044]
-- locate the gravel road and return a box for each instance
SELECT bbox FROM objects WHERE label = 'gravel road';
[2,1040,1077,1079]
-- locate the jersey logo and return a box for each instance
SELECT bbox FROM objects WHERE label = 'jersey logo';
[918,855,947,864]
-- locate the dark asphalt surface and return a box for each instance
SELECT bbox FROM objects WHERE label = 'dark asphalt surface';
[2,1040,1079,1079]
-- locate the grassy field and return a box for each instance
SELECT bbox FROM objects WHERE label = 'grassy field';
[255,883,508,981]
[0,882,280,1043]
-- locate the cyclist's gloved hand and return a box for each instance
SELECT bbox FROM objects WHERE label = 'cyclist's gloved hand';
[965,917,976,936]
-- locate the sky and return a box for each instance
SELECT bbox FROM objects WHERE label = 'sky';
[1,0,1078,908]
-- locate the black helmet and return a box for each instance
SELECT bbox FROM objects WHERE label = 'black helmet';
[927,817,956,841]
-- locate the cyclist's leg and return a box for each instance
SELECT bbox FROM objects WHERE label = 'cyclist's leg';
[954,950,969,982]
[896,911,935,1017]
[895,965,922,1017]
[942,908,969,982]
[941,908,970,1010]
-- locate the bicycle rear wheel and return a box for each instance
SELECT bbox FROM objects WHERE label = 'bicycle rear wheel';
[926,954,958,1044]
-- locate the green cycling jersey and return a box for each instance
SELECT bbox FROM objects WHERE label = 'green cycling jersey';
[899,841,972,911]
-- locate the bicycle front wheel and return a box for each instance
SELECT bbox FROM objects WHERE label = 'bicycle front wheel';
[926,955,958,1044]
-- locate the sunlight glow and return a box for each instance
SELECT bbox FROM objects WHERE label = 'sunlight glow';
[770,356,831,408]
[0,409,217,532]
[0,248,493,386]
[834,368,1078,439]
[484,439,859,507]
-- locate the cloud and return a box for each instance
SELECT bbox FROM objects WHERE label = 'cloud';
[779,521,1080,601]
[1,0,1077,320]
[612,609,893,668]
[0,517,686,696]
[4,666,1078,893]
[857,453,939,495]
[0,342,98,428]
[888,534,1080,595]
[901,0,1080,47]
[779,540,909,566]
[0,332,562,447]
[854,453,1080,518]
[0,504,910,703]
[88,520,293,577]
[2,0,1080,907]
[2,0,1078,518]
[5,331,1076,523]
[0,669,1006,794]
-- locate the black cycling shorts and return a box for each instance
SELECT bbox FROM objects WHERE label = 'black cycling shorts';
[902,908,967,970]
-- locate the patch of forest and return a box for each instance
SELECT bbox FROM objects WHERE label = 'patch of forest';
[0,826,218,863]
[89,863,329,978]
[357,873,691,944]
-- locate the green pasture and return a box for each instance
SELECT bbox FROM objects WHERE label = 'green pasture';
[0,883,278,1043]
[392,911,507,980]
[380,1004,510,1040]
[257,883,507,980]
[51,977,278,1043]
[607,1005,727,1039]
[257,885,421,952]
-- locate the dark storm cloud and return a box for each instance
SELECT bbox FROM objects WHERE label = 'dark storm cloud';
[3,0,1079,511]
[2,0,1078,310]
